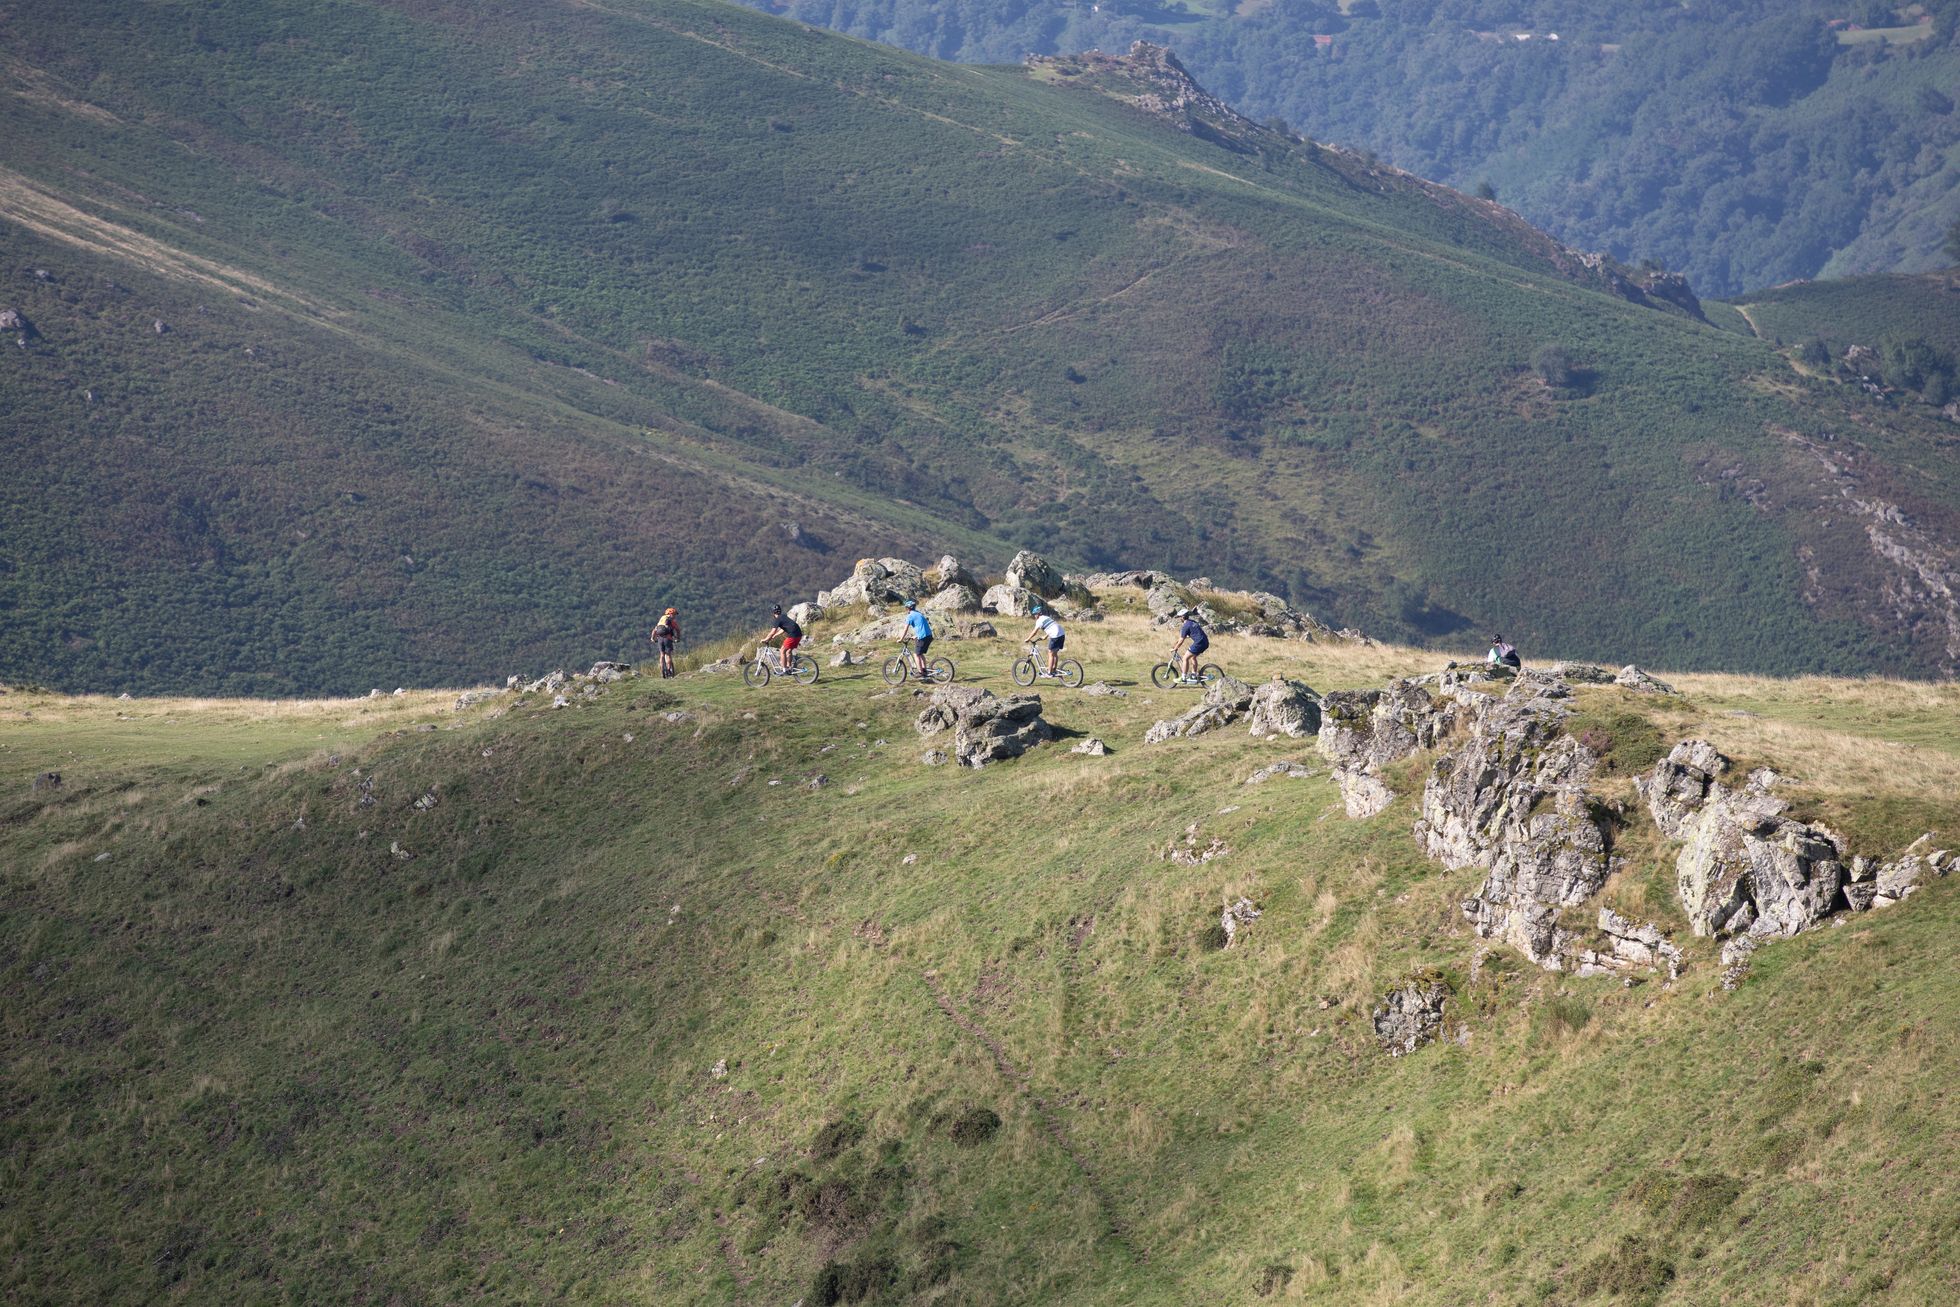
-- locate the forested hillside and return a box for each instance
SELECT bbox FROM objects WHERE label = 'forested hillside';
[4,0,1959,695]
[741,0,1960,297]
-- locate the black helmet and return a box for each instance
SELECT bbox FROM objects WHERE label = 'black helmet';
[772,604,784,615]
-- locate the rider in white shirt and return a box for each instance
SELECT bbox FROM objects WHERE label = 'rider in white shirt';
[1024,603,1066,677]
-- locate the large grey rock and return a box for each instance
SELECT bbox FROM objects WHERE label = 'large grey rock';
[915,685,1051,767]
[1870,834,1953,908]
[1220,898,1261,947]
[1576,908,1684,980]
[921,583,982,614]
[1615,665,1676,694]
[1315,680,1456,818]
[819,558,891,609]
[1246,677,1321,738]
[1144,581,1195,619]
[1144,675,1255,744]
[874,558,929,603]
[820,557,928,609]
[981,583,1040,617]
[924,554,976,592]
[1076,568,1174,591]
[1372,977,1450,1057]
[1637,741,1846,938]
[1417,687,1610,967]
[1548,662,1615,684]
[787,601,825,628]
[1003,550,1066,599]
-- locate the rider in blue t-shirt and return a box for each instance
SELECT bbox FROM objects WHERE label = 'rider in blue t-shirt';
[1172,608,1209,681]
[903,600,933,676]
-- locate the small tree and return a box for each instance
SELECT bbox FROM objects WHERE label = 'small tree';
[1532,344,1578,389]
[1473,179,1497,201]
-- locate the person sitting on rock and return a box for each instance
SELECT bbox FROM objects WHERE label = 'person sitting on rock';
[1025,603,1066,678]
[903,599,934,677]
[1172,608,1209,682]
[1487,634,1521,671]
[765,604,803,675]
[651,606,681,678]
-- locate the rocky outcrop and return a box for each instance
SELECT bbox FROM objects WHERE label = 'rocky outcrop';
[1548,662,1615,685]
[820,558,928,609]
[1315,680,1456,818]
[1003,550,1066,599]
[915,685,1051,768]
[1638,741,1846,938]
[921,584,981,614]
[1145,675,1254,744]
[980,583,1039,617]
[1220,898,1260,947]
[1372,976,1450,1057]
[1576,909,1684,981]
[1144,581,1194,619]
[1615,665,1675,694]
[1417,682,1611,968]
[787,601,825,627]
[1245,761,1315,785]
[924,555,975,592]
[1075,568,1175,591]
[1246,677,1321,738]
[1840,834,1953,912]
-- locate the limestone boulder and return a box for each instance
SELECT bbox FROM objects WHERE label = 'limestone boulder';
[1144,675,1254,744]
[924,554,976,592]
[1315,680,1456,818]
[1637,741,1846,938]
[1417,688,1611,967]
[787,601,825,628]
[981,583,1040,617]
[915,685,1051,768]
[1003,550,1066,599]
[921,584,982,615]
[1548,662,1615,684]
[1615,665,1676,694]
[1372,976,1450,1057]
[1246,677,1321,738]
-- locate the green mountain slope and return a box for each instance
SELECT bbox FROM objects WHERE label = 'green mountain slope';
[737,0,1960,297]
[4,619,1956,1303]
[4,0,1959,693]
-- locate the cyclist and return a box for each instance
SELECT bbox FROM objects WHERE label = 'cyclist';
[1024,602,1066,678]
[903,599,934,677]
[1171,607,1209,682]
[764,604,804,675]
[650,606,681,678]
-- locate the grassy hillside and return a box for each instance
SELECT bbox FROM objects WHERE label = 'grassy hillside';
[737,0,1960,297]
[1727,270,1960,360]
[4,0,1959,693]
[3,609,1956,1303]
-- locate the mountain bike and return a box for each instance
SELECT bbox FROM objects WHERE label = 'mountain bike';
[744,650,819,687]
[881,649,956,686]
[1011,642,1083,688]
[1150,660,1223,689]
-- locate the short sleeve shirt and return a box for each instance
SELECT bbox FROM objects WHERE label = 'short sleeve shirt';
[776,615,803,639]
[1180,618,1205,643]
[905,610,932,638]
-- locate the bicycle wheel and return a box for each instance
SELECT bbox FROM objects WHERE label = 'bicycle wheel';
[929,657,956,684]
[1150,662,1176,689]
[1011,657,1036,687]
[742,659,771,688]
[1199,663,1224,687]
[881,656,909,686]
[792,655,820,686]
[1057,659,1084,689]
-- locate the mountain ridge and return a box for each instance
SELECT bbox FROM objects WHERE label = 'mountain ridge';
[3,0,1958,695]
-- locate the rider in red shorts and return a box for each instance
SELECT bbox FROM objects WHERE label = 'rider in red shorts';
[765,605,804,674]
